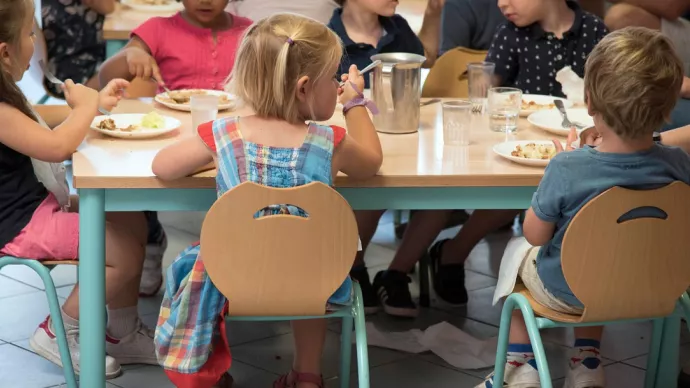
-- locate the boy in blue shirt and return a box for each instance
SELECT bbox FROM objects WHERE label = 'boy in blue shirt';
[480,27,690,388]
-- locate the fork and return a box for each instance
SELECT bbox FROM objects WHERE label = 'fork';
[554,99,586,129]
[39,60,111,115]
[339,60,382,87]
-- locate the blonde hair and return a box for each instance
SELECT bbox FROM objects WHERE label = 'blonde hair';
[227,14,343,124]
[584,27,683,139]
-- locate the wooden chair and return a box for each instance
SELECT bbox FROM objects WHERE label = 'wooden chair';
[491,182,690,388]
[421,47,488,98]
[201,182,370,388]
[0,257,78,387]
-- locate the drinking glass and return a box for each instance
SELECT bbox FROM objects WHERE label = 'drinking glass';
[191,95,220,131]
[442,100,472,146]
[467,62,495,113]
[488,87,522,133]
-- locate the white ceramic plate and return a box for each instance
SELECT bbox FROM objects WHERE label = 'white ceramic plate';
[493,140,563,167]
[121,0,183,12]
[519,94,572,117]
[527,108,594,136]
[91,114,181,139]
[154,90,235,112]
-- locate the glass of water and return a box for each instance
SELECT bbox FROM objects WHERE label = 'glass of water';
[191,94,220,131]
[442,100,472,146]
[467,62,495,113]
[488,87,522,133]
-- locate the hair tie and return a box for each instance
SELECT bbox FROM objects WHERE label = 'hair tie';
[286,37,295,46]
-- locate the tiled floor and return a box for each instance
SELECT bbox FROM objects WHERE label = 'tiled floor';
[1,212,689,388]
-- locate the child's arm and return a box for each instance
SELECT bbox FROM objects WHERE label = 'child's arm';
[99,36,164,88]
[152,136,214,180]
[523,157,568,246]
[418,0,444,67]
[83,0,116,15]
[332,66,383,180]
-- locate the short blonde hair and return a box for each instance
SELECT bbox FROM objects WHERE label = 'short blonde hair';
[584,27,684,139]
[226,14,343,124]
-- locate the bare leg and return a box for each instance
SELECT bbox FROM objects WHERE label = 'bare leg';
[291,319,328,388]
[605,3,662,31]
[352,210,385,268]
[440,209,520,265]
[574,326,603,342]
[509,310,531,344]
[388,210,451,273]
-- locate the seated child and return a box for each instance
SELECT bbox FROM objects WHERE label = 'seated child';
[99,0,252,92]
[99,0,253,296]
[0,0,157,378]
[328,0,443,87]
[481,26,690,388]
[151,14,382,388]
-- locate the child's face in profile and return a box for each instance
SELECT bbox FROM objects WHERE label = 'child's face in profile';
[497,0,543,27]
[0,14,35,82]
[302,62,339,122]
[350,0,399,18]
[182,0,228,26]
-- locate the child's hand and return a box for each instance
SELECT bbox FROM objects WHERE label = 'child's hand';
[125,47,164,85]
[553,126,578,153]
[99,79,130,112]
[425,0,444,16]
[338,65,365,105]
[61,79,99,111]
[578,126,602,148]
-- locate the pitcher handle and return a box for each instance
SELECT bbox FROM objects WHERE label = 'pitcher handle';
[381,64,395,110]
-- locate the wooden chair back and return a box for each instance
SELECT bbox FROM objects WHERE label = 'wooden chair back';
[561,182,690,322]
[421,47,487,98]
[200,182,359,317]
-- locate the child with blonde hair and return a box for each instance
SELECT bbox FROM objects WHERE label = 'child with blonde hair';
[482,26,690,388]
[0,0,158,379]
[152,13,382,388]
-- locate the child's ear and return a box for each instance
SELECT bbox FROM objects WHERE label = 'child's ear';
[585,90,594,117]
[295,75,310,103]
[0,43,11,70]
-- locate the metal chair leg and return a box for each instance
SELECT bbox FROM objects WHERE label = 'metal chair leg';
[352,283,370,388]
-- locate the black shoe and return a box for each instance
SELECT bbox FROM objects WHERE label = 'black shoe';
[680,363,690,388]
[349,266,380,315]
[372,270,419,318]
[428,239,468,305]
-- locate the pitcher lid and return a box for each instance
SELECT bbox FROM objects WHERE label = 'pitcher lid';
[370,53,426,65]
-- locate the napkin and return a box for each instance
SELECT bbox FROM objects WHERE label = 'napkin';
[556,66,585,105]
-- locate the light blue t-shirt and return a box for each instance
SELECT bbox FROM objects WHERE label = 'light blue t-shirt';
[531,144,690,307]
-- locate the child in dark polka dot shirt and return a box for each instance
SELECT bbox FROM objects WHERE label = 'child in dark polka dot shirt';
[487,0,608,97]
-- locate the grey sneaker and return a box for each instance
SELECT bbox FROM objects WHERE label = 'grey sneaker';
[105,319,158,365]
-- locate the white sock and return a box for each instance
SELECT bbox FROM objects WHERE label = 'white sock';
[106,306,139,338]
[50,308,79,333]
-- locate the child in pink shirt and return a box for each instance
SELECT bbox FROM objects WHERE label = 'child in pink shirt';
[99,0,252,92]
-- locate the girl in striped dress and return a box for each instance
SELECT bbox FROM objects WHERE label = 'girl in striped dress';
[151,13,382,388]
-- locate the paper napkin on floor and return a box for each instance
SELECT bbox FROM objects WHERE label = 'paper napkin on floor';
[362,321,497,369]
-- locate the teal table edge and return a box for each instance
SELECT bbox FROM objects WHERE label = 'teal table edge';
[106,40,127,59]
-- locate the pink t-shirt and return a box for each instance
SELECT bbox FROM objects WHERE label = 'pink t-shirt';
[132,13,252,92]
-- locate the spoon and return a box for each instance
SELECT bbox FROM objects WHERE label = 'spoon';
[152,78,186,104]
[339,60,382,87]
[39,60,112,115]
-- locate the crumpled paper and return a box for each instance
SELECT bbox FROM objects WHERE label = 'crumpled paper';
[361,321,497,369]
[556,66,585,105]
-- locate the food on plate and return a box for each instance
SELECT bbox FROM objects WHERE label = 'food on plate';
[160,89,230,105]
[511,143,557,160]
[141,111,164,128]
[521,99,555,111]
[97,118,116,131]
[130,0,174,5]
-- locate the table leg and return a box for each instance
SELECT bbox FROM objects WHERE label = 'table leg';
[653,316,680,388]
[78,189,106,388]
[106,40,127,59]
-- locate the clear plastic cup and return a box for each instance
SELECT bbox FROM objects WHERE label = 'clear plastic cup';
[190,95,220,131]
[467,62,496,113]
[488,87,522,133]
[442,100,472,146]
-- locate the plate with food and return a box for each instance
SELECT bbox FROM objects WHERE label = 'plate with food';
[519,94,572,117]
[527,108,594,136]
[154,89,235,112]
[493,140,563,167]
[91,112,181,139]
[121,0,183,12]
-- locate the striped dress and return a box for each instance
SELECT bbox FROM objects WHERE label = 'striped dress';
[154,117,352,388]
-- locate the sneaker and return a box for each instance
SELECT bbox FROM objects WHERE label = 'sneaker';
[564,349,605,388]
[429,239,468,305]
[105,319,158,365]
[139,233,167,297]
[30,316,122,379]
[349,266,380,315]
[372,270,418,318]
[475,362,540,388]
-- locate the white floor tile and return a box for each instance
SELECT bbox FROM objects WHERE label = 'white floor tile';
[0,291,57,342]
[602,362,646,388]
[365,357,482,388]
[0,264,77,291]
[0,343,69,388]
[0,274,40,299]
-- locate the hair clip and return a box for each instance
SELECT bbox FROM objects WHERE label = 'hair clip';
[286,37,295,46]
